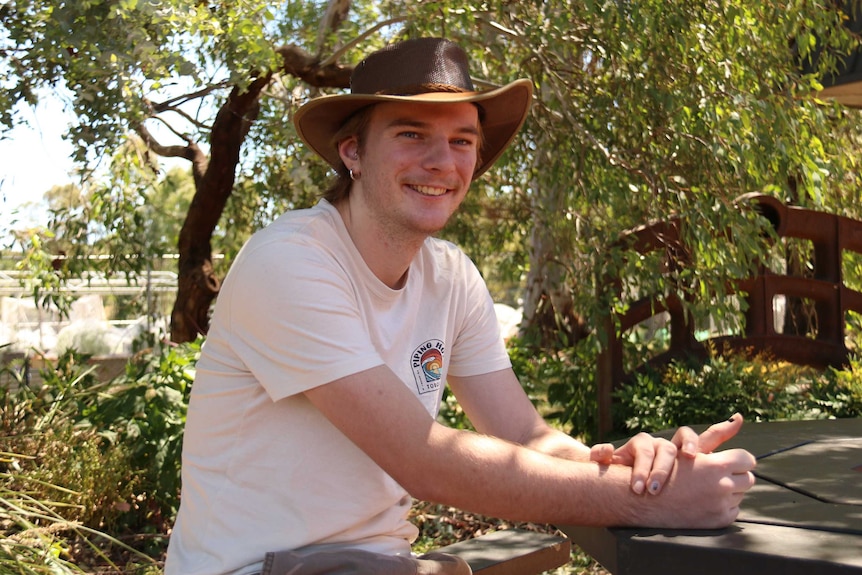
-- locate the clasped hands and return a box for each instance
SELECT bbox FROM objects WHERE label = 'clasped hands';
[589,413,756,496]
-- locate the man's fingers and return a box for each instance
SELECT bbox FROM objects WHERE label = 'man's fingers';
[670,426,699,458]
[589,443,616,464]
[644,439,678,495]
[732,470,757,494]
[714,447,758,474]
[698,413,745,453]
[675,413,743,458]
[626,435,657,495]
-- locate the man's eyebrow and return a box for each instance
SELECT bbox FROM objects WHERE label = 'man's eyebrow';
[385,117,480,136]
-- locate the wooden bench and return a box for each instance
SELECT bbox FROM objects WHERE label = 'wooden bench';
[435,528,571,574]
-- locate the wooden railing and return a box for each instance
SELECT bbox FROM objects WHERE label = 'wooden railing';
[597,194,862,438]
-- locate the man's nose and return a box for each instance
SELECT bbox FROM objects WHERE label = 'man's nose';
[421,137,457,171]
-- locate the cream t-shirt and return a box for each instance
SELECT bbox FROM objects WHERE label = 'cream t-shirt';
[164,200,511,575]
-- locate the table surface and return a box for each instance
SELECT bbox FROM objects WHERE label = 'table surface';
[559,417,862,575]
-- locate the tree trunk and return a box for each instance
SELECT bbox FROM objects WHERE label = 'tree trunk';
[167,45,352,342]
[520,134,588,348]
[170,76,270,343]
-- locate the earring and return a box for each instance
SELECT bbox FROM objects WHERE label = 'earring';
[349,169,360,181]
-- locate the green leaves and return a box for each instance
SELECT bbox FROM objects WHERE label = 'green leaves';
[1,344,197,569]
[614,352,862,433]
[79,339,200,522]
[4,0,862,350]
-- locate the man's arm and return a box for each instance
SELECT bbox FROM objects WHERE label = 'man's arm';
[448,368,592,459]
[304,365,755,529]
[448,368,737,495]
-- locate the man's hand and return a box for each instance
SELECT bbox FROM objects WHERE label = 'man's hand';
[589,413,745,495]
[638,446,757,529]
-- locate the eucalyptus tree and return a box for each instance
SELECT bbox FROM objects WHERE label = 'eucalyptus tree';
[489,1,861,344]
[2,0,860,349]
[4,0,361,341]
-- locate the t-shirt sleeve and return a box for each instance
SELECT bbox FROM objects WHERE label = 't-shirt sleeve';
[221,237,385,401]
[446,254,512,378]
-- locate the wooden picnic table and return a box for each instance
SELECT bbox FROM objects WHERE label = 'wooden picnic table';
[559,417,862,575]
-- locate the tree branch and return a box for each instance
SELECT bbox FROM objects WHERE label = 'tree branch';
[134,123,202,164]
[318,16,408,68]
[316,0,352,57]
[275,15,409,89]
[158,105,210,131]
[275,43,352,88]
[148,82,231,113]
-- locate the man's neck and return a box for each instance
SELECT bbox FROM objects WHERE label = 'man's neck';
[334,197,426,290]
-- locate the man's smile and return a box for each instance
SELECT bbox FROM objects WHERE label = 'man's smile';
[410,184,449,197]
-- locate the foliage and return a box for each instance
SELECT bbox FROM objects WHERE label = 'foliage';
[509,336,601,443]
[808,354,862,418]
[614,351,862,434]
[5,227,75,316]
[437,387,474,431]
[8,427,141,531]
[508,0,862,344]
[1,349,102,435]
[0,340,200,569]
[78,340,200,528]
[1,350,158,573]
[6,162,200,321]
[3,0,861,345]
[1,467,158,575]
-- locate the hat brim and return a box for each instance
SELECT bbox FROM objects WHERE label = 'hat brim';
[293,79,533,180]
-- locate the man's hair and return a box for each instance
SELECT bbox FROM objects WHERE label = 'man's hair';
[320,103,486,204]
[321,106,374,203]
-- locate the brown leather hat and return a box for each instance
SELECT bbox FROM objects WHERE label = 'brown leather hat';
[293,37,532,180]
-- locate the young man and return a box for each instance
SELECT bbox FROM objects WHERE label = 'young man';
[164,38,756,575]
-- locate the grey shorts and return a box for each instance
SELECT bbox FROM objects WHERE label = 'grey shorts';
[260,548,471,575]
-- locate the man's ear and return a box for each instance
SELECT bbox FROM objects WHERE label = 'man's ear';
[337,137,360,166]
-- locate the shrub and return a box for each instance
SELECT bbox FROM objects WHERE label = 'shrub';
[8,427,141,531]
[614,351,862,433]
[509,336,600,443]
[78,339,200,532]
[1,349,157,573]
[808,355,862,418]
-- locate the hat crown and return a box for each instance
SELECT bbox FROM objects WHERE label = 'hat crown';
[351,38,476,96]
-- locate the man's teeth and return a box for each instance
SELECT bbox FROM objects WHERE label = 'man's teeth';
[413,185,447,196]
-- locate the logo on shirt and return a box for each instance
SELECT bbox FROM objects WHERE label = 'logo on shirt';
[411,339,445,395]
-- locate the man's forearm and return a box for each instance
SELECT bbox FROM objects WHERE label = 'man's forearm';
[409,425,647,527]
[517,421,593,462]
[411,425,750,530]
[307,366,753,531]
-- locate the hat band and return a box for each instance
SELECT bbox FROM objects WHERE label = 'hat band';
[369,83,472,96]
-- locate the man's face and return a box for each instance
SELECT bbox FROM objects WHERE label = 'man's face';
[347,100,481,239]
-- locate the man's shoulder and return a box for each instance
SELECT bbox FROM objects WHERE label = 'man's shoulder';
[225,202,348,281]
[423,235,466,258]
[246,201,340,250]
[266,200,336,235]
[417,237,486,292]
[422,236,474,269]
